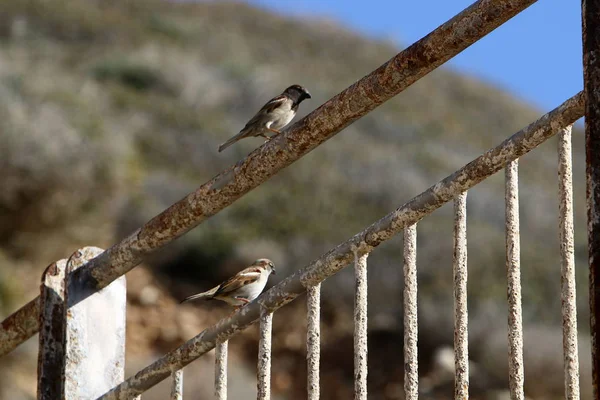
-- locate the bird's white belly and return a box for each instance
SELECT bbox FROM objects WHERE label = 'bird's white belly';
[266,103,296,130]
[233,275,269,304]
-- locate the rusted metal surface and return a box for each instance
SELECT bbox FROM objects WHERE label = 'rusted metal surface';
[170,369,183,400]
[306,284,321,400]
[215,341,228,400]
[583,0,600,393]
[506,161,524,400]
[558,125,581,400]
[257,309,273,400]
[0,0,544,358]
[96,94,584,399]
[37,259,67,400]
[453,192,469,399]
[353,252,369,400]
[0,298,40,357]
[64,247,127,399]
[403,226,418,400]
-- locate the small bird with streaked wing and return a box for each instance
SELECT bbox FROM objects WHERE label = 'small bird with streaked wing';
[180,259,276,311]
[218,85,311,152]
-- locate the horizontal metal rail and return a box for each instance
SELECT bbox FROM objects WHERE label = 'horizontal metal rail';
[0,0,538,358]
[96,92,584,399]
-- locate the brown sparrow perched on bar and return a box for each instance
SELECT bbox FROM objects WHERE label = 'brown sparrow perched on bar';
[180,259,276,312]
[218,84,311,152]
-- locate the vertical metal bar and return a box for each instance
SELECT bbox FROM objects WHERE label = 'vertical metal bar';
[453,192,469,399]
[505,161,525,400]
[354,253,369,400]
[306,284,321,400]
[583,0,600,394]
[64,247,127,399]
[170,369,183,400]
[37,259,67,400]
[257,309,273,400]
[403,225,418,400]
[215,341,228,400]
[558,125,581,400]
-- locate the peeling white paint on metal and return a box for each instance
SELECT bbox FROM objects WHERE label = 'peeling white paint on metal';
[558,125,581,400]
[354,252,369,400]
[505,161,525,400]
[95,94,585,399]
[170,369,183,400]
[257,309,273,400]
[215,341,228,400]
[453,192,469,399]
[306,284,321,400]
[403,225,418,400]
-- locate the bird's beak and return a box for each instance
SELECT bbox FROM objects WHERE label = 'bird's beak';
[271,268,276,275]
[302,90,311,100]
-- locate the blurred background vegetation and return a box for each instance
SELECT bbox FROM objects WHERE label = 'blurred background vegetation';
[0,0,591,399]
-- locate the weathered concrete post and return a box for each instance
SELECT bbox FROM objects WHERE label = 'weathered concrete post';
[37,247,127,399]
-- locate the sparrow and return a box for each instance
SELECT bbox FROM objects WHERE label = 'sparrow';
[180,259,276,311]
[218,84,311,152]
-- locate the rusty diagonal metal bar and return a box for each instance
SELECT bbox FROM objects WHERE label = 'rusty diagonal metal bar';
[97,93,584,399]
[0,0,539,357]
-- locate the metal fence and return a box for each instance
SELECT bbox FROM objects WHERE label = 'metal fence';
[0,0,598,398]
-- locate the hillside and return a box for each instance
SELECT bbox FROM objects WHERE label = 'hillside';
[0,1,590,399]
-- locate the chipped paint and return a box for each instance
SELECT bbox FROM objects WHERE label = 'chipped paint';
[257,310,273,400]
[37,259,68,400]
[453,192,469,399]
[353,254,369,400]
[505,161,524,400]
[214,341,228,400]
[170,369,183,400]
[558,126,581,399]
[306,284,321,400]
[64,247,127,399]
[403,226,418,400]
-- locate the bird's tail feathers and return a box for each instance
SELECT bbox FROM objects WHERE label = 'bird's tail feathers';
[218,131,247,152]
[180,286,219,303]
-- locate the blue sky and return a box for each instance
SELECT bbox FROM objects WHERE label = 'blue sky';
[248,0,582,112]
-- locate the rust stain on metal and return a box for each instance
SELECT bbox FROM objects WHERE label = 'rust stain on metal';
[37,259,68,400]
[1,0,539,359]
[0,298,41,357]
[583,0,600,394]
